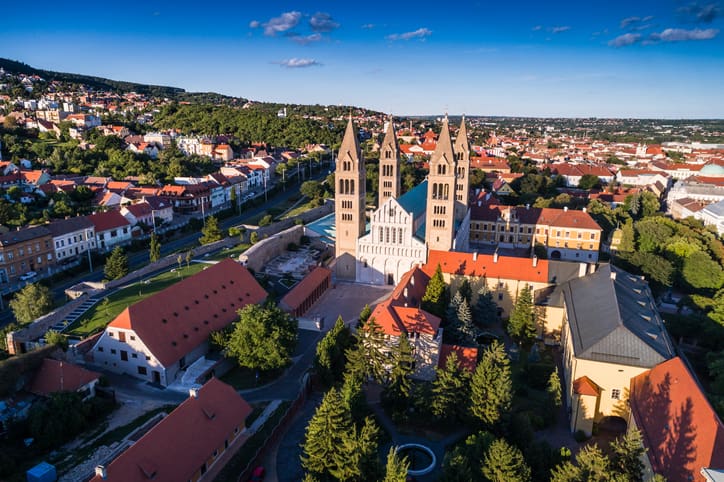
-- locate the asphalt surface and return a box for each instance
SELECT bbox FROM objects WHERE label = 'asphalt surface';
[0,173,326,328]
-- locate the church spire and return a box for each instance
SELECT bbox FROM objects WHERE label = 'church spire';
[378,115,401,206]
[430,115,455,166]
[381,115,398,155]
[339,115,361,164]
[454,115,470,155]
[453,115,471,222]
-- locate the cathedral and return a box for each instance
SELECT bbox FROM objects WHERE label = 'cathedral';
[334,115,471,284]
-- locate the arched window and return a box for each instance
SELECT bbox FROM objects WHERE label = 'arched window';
[350,180,355,195]
[339,179,344,193]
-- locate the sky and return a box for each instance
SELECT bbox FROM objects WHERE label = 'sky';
[1,0,723,118]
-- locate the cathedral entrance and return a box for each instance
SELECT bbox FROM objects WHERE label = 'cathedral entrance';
[387,273,395,285]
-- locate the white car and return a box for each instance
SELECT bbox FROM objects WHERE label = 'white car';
[19,271,37,281]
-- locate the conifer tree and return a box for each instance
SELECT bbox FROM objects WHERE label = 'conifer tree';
[470,341,512,428]
[422,264,448,318]
[383,334,415,413]
[356,417,382,481]
[358,304,372,326]
[550,444,610,482]
[474,283,499,327]
[547,367,563,409]
[104,246,128,281]
[149,231,161,262]
[383,447,410,482]
[458,278,473,304]
[301,387,356,479]
[340,371,366,423]
[358,317,388,383]
[314,316,353,386]
[457,298,476,341]
[446,291,464,326]
[199,215,223,244]
[431,352,471,423]
[507,285,537,346]
[481,438,531,482]
[610,429,646,482]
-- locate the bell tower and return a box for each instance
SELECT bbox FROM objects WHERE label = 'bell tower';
[425,116,456,251]
[378,116,401,206]
[335,116,366,280]
[454,116,471,221]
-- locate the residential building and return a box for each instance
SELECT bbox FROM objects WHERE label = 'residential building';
[87,211,132,252]
[144,196,174,225]
[91,259,267,386]
[90,378,253,482]
[28,358,100,401]
[46,216,96,263]
[159,184,211,215]
[120,202,154,228]
[555,265,676,435]
[629,357,724,482]
[0,226,55,284]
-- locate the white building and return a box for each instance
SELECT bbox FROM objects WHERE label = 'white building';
[46,216,96,262]
[86,211,132,252]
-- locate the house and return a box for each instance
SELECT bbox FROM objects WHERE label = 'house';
[28,358,100,401]
[0,226,56,284]
[555,264,676,436]
[90,378,253,482]
[120,202,154,228]
[87,211,132,252]
[629,357,724,482]
[551,163,615,187]
[91,259,267,386]
[159,184,211,215]
[144,196,174,225]
[698,199,724,235]
[46,216,96,263]
[212,144,234,162]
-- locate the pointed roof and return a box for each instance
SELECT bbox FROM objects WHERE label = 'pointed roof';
[380,116,399,158]
[430,116,455,166]
[454,116,470,155]
[339,115,361,163]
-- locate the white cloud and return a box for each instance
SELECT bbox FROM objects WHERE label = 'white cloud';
[274,58,322,68]
[608,33,642,47]
[361,23,375,29]
[620,16,641,29]
[290,33,323,45]
[650,27,718,41]
[309,12,339,33]
[263,11,302,36]
[532,25,542,31]
[386,27,432,41]
[551,26,571,34]
[249,20,260,29]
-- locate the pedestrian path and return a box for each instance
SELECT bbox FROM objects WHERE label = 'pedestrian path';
[53,295,101,332]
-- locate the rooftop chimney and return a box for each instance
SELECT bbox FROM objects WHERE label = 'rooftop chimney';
[582,207,587,213]
[532,256,538,267]
[493,250,499,263]
[95,466,107,479]
[473,251,478,261]
[189,387,199,399]
[526,204,530,210]
[563,206,568,212]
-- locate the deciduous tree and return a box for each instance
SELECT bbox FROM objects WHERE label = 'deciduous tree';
[9,283,53,324]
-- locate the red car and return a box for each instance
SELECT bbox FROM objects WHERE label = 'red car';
[250,466,265,481]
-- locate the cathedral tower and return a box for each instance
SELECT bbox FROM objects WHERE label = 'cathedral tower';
[453,116,471,221]
[425,116,457,251]
[378,116,401,207]
[335,116,366,280]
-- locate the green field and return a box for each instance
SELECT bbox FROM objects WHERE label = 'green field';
[66,263,208,337]
[206,243,250,262]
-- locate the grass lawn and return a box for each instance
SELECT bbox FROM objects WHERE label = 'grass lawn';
[66,263,208,337]
[206,243,250,262]
[221,365,282,390]
[279,198,319,220]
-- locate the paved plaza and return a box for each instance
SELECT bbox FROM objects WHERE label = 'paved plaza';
[298,281,393,331]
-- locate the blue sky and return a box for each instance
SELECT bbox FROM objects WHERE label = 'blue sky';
[1,1,723,118]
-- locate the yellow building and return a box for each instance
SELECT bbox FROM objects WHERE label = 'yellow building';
[554,265,676,435]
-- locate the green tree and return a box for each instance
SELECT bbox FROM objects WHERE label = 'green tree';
[481,438,531,482]
[617,219,635,252]
[357,317,388,383]
[9,283,53,324]
[149,232,161,262]
[422,264,448,318]
[610,429,646,482]
[356,417,382,481]
[199,215,223,244]
[458,279,473,304]
[474,283,498,327]
[578,174,601,190]
[301,180,324,200]
[442,431,494,482]
[639,191,660,217]
[219,304,297,371]
[301,387,357,479]
[470,341,512,428]
[104,246,128,280]
[457,298,476,341]
[550,444,610,482]
[250,231,259,244]
[44,330,68,351]
[185,249,192,268]
[681,250,724,290]
[446,291,464,326]
[382,335,415,414]
[28,392,88,450]
[431,352,471,423]
[507,286,537,346]
[359,304,372,325]
[383,447,410,482]
[547,367,563,409]
[314,316,353,386]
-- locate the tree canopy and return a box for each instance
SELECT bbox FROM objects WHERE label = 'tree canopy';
[9,282,53,324]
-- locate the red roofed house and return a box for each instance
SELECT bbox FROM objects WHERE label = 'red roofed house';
[279,267,332,317]
[369,266,443,380]
[86,210,132,252]
[91,259,267,386]
[438,344,478,372]
[90,378,253,482]
[629,357,724,481]
[28,358,100,400]
[120,202,154,228]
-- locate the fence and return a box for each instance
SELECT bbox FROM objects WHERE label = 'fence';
[235,374,313,482]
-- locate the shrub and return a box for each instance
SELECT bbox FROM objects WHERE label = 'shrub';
[574,429,589,443]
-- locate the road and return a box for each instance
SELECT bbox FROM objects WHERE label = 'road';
[0,173,326,328]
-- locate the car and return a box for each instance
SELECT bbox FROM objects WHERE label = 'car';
[19,271,37,281]
[250,466,265,481]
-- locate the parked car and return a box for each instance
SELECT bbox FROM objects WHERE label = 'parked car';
[19,271,37,281]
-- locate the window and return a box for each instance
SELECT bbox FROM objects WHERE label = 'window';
[110,349,117,355]
[611,389,621,400]
[132,353,138,358]
[98,347,104,352]
[138,366,147,375]
[498,293,503,301]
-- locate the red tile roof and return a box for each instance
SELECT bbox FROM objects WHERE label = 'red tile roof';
[90,378,252,482]
[425,250,549,283]
[280,267,331,312]
[573,376,600,396]
[86,210,130,232]
[439,344,478,372]
[107,259,267,367]
[370,267,440,337]
[28,359,100,396]
[125,202,152,218]
[630,357,724,482]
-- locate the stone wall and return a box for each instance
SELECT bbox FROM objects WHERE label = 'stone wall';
[239,225,304,273]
